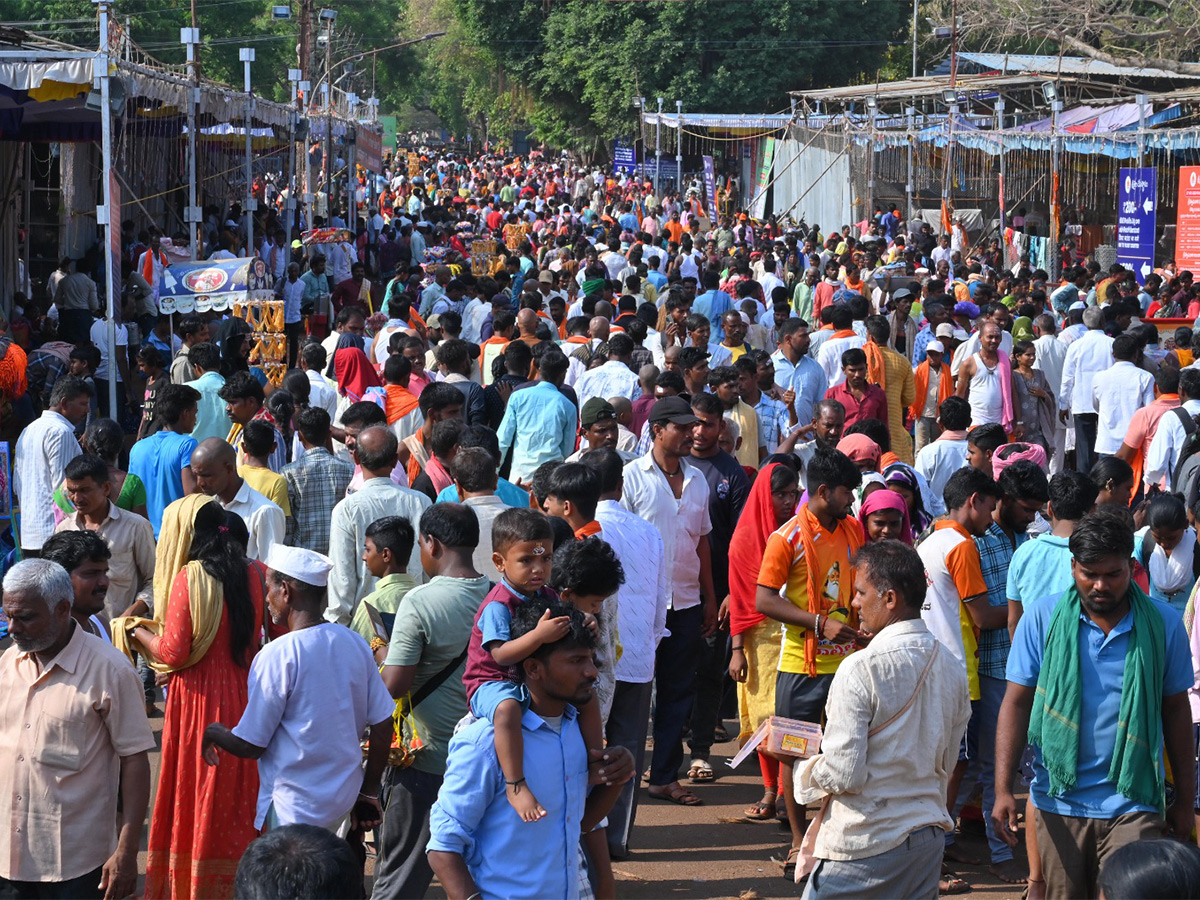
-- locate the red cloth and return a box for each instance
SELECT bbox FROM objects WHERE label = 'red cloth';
[334,347,382,401]
[824,382,889,430]
[727,463,784,637]
[630,395,656,434]
[144,562,277,899]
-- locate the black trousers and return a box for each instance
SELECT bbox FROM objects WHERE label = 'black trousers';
[0,866,104,900]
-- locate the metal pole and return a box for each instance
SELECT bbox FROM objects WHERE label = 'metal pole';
[1136,93,1147,167]
[905,105,914,222]
[654,96,662,196]
[94,0,117,418]
[996,98,1007,233]
[1050,97,1062,281]
[675,99,683,195]
[183,28,199,260]
[300,79,312,231]
[325,22,334,221]
[240,48,256,259]
[866,98,877,226]
[288,69,302,239]
[911,0,919,78]
[347,93,357,225]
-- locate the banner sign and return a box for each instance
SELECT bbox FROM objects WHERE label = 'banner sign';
[612,138,636,174]
[1117,167,1156,284]
[1176,166,1200,275]
[702,155,717,220]
[357,128,383,174]
[750,137,776,219]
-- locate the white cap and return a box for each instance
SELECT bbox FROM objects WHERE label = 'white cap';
[927,340,945,354]
[265,544,333,587]
[953,328,970,341]
[1069,300,1087,312]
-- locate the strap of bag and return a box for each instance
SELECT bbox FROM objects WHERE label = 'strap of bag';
[867,642,939,738]
[407,645,468,713]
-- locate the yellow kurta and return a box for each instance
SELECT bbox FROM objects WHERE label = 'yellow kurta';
[878,346,917,464]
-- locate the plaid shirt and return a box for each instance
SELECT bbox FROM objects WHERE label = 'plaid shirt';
[974,522,1028,679]
[282,446,355,554]
[26,349,70,410]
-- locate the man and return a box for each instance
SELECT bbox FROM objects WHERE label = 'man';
[567,398,634,463]
[678,346,711,397]
[580,447,668,859]
[399,383,462,488]
[957,321,1012,429]
[41,529,114,642]
[711,365,764,467]
[128,383,200,538]
[450,448,508,583]
[917,466,1005,878]
[952,303,1015,377]
[693,270,733,339]
[686,392,751,782]
[1059,307,1114,475]
[993,511,1196,899]
[621,397,716,807]
[427,597,634,900]
[497,349,576,482]
[912,340,954,454]
[865,314,917,463]
[915,396,972,517]
[1031,315,1068,474]
[737,354,792,456]
[1006,470,1099,639]
[795,541,971,899]
[202,545,395,833]
[329,261,372,317]
[235,826,364,900]
[300,341,339,420]
[370,504,490,897]
[911,300,951,366]
[327,426,431,624]
[300,253,332,320]
[772,317,827,429]
[1145,367,1200,492]
[283,407,355,554]
[792,267,819,323]
[781,398,846,491]
[967,460,1048,885]
[1117,365,1181,496]
[754,446,865,875]
[14,375,89,557]
[825,348,888,432]
[321,308,368,364]
[55,454,156,622]
[575,334,641,407]
[170,316,208,384]
[187,342,228,443]
[816,305,866,388]
[220,371,287,472]
[190,438,285,562]
[708,309,752,368]
[435,339,487,428]
[0,559,154,898]
[1091,334,1155,459]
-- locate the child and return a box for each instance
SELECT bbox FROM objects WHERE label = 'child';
[966,422,1007,477]
[68,345,101,433]
[542,462,602,539]
[462,507,601,822]
[238,420,291,516]
[136,345,167,440]
[352,515,418,653]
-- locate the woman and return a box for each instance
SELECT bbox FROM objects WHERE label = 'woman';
[1011,340,1055,457]
[727,461,799,821]
[883,461,934,536]
[127,498,275,899]
[53,418,148,522]
[1139,492,1200,613]
[858,488,913,544]
[1091,456,1135,509]
[331,332,383,405]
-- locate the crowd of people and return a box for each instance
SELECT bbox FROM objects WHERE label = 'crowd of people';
[3,148,1200,900]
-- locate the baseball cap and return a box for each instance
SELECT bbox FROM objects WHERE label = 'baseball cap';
[926,340,945,354]
[649,396,699,425]
[538,270,555,284]
[580,398,617,428]
[892,287,913,301]
[426,314,443,329]
[953,328,970,341]
[935,323,956,339]
[1069,300,1087,312]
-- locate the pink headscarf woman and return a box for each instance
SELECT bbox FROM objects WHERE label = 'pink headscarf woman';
[858,488,913,545]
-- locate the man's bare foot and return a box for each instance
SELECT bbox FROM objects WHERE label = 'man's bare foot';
[989,859,1026,884]
[943,843,981,865]
[505,779,546,822]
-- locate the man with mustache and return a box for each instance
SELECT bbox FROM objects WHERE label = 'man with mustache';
[41,529,114,643]
[993,509,1196,899]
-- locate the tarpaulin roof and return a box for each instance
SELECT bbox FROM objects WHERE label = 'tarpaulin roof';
[953,52,1200,81]
[1014,102,1142,134]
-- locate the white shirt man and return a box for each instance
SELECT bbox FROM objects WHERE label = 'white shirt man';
[1033,321,1069,473]
[817,331,866,388]
[1058,320,1115,417]
[1091,353,1155,456]
[575,359,641,408]
[14,403,83,552]
[221,480,285,562]
[914,432,969,518]
[1145,390,1200,489]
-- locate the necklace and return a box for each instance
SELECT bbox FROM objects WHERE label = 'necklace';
[654,456,682,478]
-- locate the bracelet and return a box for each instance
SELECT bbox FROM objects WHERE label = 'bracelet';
[467,893,482,900]
[358,791,379,801]
[814,614,822,636]
[731,644,744,651]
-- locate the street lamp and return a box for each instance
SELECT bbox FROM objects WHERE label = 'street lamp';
[240,47,256,255]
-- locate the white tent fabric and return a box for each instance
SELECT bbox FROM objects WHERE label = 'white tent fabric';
[770,136,852,230]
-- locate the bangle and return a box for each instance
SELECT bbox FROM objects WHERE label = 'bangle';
[814,614,822,636]
[358,791,379,801]
[467,893,482,900]
[731,644,744,651]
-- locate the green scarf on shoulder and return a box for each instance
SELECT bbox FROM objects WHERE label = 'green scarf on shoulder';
[1027,581,1166,812]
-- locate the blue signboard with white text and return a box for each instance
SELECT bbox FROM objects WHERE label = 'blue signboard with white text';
[1117,167,1156,284]
[612,139,636,174]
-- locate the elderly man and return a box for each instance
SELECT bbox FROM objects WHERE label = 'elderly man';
[14,375,90,557]
[796,540,970,898]
[1058,307,1114,475]
[190,438,285,562]
[327,426,430,625]
[0,559,154,898]
[202,545,395,834]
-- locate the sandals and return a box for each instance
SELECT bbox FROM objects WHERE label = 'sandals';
[687,758,715,783]
[744,792,777,820]
[939,874,971,895]
[647,782,703,806]
[781,846,800,881]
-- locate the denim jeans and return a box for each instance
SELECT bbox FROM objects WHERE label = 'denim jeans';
[649,606,702,786]
[949,679,1011,864]
[1073,412,1099,476]
[687,628,731,761]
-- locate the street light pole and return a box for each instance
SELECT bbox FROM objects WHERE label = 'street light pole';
[654,97,663,196]
[675,99,683,194]
[94,0,118,419]
[288,68,302,239]
[866,96,877,225]
[182,27,200,260]
[905,104,914,222]
[240,47,256,257]
[996,97,1006,233]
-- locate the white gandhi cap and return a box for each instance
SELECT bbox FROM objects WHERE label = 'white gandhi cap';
[265,544,333,587]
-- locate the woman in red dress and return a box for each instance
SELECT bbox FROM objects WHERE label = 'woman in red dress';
[129,499,274,899]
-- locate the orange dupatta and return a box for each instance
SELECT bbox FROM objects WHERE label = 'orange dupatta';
[863,340,887,392]
[910,359,954,421]
[794,506,864,677]
[385,384,420,424]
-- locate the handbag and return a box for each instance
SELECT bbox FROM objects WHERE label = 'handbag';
[794,642,942,883]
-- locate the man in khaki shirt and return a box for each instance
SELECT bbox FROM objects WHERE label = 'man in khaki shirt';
[55,454,155,622]
[0,559,154,897]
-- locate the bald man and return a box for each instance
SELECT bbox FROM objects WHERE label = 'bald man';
[190,438,285,561]
[326,425,431,624]
[608,395,640,452]
[515,308,543,351]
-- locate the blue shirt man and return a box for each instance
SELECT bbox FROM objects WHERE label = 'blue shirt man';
[128,428,198,538]
[693,287,733,341]
[497,380,577,482]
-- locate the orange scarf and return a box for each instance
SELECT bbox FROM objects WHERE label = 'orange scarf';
[864,340,887,392]
[141,247,167,286]
[910,359,954,420]
[830,329,856,340]
[384,384,419,424]
[795,506,864,677]
[574,520,602,540]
